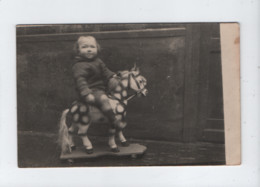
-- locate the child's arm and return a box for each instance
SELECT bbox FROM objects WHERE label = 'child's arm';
[99,60,115,81]
[72,63,92,97]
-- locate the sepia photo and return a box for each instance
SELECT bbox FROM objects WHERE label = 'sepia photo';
[17,23,240,167]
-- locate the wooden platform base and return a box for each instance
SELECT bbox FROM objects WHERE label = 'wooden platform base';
[60,143,147,161]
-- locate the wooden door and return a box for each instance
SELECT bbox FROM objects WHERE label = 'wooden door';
[197,23,225,143]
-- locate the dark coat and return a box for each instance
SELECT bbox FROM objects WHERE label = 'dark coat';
[72,56,115,97]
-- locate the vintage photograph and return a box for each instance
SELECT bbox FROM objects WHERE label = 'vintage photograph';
[17,23,232,167]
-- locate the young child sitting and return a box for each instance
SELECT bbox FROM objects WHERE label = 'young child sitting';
[72,36,120,132]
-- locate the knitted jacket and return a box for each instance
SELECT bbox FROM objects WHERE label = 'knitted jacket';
[72,56,115,97]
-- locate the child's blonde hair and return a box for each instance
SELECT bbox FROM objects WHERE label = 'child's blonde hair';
[73,36,101,54]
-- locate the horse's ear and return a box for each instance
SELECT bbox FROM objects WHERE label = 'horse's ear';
[136,67,140,73]
[131,63,137,71]
[131,63,140,73]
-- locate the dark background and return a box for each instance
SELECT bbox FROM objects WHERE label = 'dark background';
[17,23,224,144]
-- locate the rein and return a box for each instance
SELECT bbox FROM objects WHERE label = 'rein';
[126,87,147,101]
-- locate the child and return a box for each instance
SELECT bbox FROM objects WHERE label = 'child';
[72,36,120,130]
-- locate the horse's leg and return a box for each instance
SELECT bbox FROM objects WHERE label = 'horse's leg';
[108,128,119,152]
[116,116,129,146]
[68,124,77,150]
[78,122,93,154]
[118,130,129,147]
[97,94,120,152]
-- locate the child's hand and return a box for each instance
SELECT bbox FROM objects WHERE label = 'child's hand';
[108,76,120,92]
[85,93,95,104]
[112,74,119,78]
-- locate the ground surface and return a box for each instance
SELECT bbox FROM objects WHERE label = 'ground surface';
[18,131,225,168]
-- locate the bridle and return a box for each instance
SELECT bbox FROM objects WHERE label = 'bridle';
[125,72,147,101]
[109,70,147,102]
[108,70,147,118]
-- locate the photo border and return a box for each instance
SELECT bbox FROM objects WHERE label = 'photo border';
[0,0,259,186]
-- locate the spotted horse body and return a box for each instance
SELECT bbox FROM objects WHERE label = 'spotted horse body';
[58,65,148,154]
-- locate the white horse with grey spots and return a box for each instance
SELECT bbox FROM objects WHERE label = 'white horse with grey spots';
[58,65,148,154]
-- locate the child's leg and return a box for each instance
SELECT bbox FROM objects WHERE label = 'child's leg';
[93,90,118,128]
[93,90,120,152]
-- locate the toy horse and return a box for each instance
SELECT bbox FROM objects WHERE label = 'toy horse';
[58,65,148,155]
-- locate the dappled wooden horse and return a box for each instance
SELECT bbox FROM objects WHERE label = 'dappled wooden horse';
[58,66,148,155]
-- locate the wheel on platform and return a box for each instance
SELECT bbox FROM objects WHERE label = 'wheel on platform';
[131,154,137,159]
[67,159,74,164]
[131,153,145,159]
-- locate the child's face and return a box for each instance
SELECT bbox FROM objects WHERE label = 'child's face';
[78,37,98,60]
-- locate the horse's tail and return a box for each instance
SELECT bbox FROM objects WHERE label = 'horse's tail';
[58,109,71,154]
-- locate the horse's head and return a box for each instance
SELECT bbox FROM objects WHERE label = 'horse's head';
[128,64,148,97]
[110,64,148,101]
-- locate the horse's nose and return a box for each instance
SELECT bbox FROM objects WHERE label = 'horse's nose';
[141,89,148,96]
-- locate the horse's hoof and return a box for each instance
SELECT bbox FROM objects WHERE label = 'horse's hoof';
[86,148,94,154]
[121,141,130,147]
[111,147,120,153]
[71,145,76,151]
